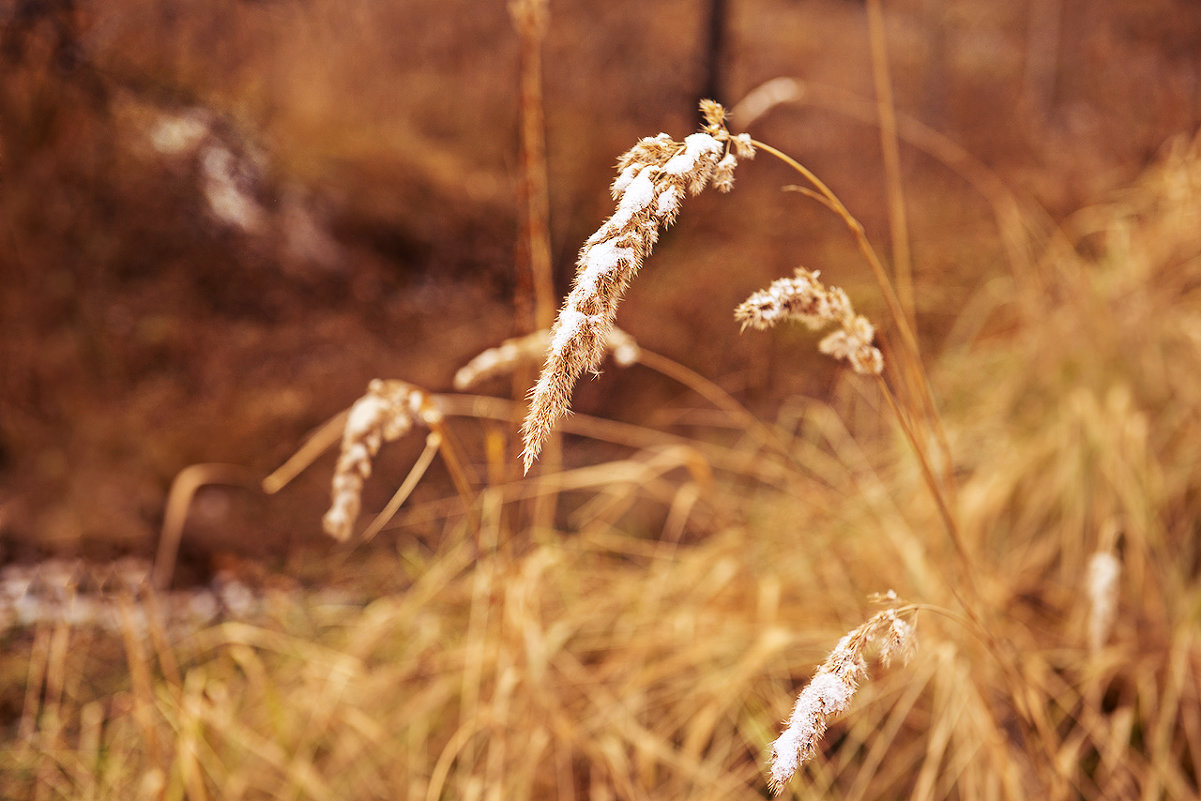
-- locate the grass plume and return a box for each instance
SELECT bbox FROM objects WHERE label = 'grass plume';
[520,101,754,472]
[768,607,916,793]
[323,379,444,541]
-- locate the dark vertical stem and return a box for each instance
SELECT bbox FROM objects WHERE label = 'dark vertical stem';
[700,0,728,105]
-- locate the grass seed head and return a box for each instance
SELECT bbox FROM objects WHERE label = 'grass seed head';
[521,102,742,472]
[737,267,884,375]
[768,608,915,793]
[769,632,867,793]
[324,379,435,541]
[455,327,642,390]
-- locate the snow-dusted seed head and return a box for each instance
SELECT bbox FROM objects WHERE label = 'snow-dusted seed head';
[818,314,884,376]
[767,607,916,794]
[521,101,747,472]
[1086,551,1121,653]
[712,153,739,193]
[699,98,727,133]
[453,327,642,390]
[737,267,884,376]
[323,380,438,541]
[768,639,865,793]
[736,268,834,331]
[453,334,543,391]
[733,132,757,159]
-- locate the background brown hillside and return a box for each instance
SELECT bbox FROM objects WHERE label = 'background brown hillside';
[1,0,1198,570]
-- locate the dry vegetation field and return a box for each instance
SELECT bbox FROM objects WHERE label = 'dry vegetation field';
[2,0,1200,798]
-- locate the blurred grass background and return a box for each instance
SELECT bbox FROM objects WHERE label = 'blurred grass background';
[1,0,1200,798]
[2,0,1196,562]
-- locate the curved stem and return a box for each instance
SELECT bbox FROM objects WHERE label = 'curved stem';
[752,137,957,501]
[261,408,349,495]
[751,139,919,361]
[154,463,261,590]
[359,433,442,542]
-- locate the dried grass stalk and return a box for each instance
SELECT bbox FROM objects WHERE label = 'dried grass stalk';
[520,101,754,472]
[324,379,442,541]
[455,327,641,391]
[769,607,915,793]
[730,77,803,128]
[736,266,884,375]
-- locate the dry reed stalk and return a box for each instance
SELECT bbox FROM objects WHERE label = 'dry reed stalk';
[768,607,916,793]
[77,700,104,801]
[735,266,884,376]
[115,593,164,773]
[324,379,444,541]
[508,0,561,536]
[18,623,52,749]
[509,0,555,333]
[521,100,754,472]
[262,408,350,495]
[357,432,442,543]
[865,0,915,329]
[138,584,183,689]
[730,77,802,127]
[177,672,212,801]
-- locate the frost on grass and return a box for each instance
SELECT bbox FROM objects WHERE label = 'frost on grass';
[736,267,884,376]
[768,608,915,794]
[520,100,752,472]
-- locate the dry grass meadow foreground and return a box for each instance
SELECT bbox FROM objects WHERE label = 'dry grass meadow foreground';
[3,1,1201,800]
[5,96,1200,800]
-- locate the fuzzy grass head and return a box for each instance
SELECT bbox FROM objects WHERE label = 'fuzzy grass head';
[520,101,753,472]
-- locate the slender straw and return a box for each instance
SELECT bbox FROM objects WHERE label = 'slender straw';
[865,0,916,328]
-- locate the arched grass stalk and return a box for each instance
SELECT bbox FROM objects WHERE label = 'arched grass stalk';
[733,267,974,586]
[358,433,443,543]
[459,328,796,464]
[751,137,955,497]
[262,379,475,543]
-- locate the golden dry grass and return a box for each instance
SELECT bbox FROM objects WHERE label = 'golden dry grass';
[4,120,1200,800]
